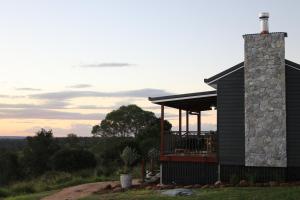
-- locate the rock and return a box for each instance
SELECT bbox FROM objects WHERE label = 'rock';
[155,184,173,190]
[279,182,289,187]
[104,184,112,190]
[224,184,233,187]
[145,186,153,190]
[112,187,123,193]
[263,182,269,187]
[112,183,121,189]
[255,183,263,187]
[166,185,175,189]
[161,188,193,196]
[239,180,249,187]
[269,181,279,187]
[183,185,193,189]
[193,184,201,188]
[214,180,222,187]
[293,181,300,186]
[201,184,210,189]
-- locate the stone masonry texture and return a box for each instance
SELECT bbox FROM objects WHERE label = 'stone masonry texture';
[244,32,287,167]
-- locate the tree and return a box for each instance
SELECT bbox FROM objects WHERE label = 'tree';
[135,117,172,151]
[91,105,158,137]
[65,133,80,149]
[50,149,97,172]
[22,129,59,176]
[0,150,20,186]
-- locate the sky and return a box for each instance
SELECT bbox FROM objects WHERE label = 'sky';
[0,0,300,137]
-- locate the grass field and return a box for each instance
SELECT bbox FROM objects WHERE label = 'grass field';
[3,191,55,200]
[80,187,300,200]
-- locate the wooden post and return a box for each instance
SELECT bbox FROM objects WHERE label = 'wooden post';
[197,111,201,135]
[141,159,145,183]
[160,105,164,155]
[186,110,189,133]
[179,109,182,136]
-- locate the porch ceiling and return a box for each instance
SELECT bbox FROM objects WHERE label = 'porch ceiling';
[148,90,217,112]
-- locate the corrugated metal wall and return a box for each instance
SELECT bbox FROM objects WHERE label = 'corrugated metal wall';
[162,161,218,185]
[220,165,286,182]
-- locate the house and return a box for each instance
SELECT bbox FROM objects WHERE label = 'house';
[148,13,300,185]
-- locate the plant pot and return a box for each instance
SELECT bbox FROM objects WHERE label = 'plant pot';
[120,174,132,188]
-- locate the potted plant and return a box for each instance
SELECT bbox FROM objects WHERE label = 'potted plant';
[120,146,140,188]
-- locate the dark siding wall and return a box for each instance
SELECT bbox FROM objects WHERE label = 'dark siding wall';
[162,161,218,185]
[220,165,286,182]
[286,67,300,167]
[217,68,245,165]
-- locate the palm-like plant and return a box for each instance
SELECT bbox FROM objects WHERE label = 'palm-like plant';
[120,146,140,174]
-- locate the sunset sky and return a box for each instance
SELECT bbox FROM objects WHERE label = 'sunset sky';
[1,0,300,136]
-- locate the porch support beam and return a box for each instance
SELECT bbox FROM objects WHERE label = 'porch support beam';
[160,105,164,156]
[197,111,201,135]
[186,110,189,133]
[179,109,182,136]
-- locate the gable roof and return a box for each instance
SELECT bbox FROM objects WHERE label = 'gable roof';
[204,59,300,87]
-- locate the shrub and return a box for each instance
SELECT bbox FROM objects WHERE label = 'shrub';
[0,188,9,197]
[50,149,97,172]
[22,129,60,176]
[73,169,95,178]
[0,150,21,186]
[10,182,36,195]
[229,174,240,186]
[246,173,257,185]
[40,171,72,185]
[91,137,139,176]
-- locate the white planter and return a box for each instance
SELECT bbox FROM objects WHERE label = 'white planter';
[120,174,132,188]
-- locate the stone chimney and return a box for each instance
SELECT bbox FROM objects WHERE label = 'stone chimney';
[244,13,287,167]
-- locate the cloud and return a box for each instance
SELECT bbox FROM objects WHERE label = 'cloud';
[0,108,104,120]
[15,87,41,91]
[30,88,173,101]
[67,84,92,89]
[0,101,69,109]
[79,62,134,68]
[70,105,116,109]
[24,124,93,137]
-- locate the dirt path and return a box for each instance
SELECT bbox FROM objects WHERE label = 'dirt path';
[42,180,139,200]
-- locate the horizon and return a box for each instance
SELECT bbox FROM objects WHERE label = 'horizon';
[1,0,300,137]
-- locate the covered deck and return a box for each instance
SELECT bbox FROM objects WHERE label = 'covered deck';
[149,90,218,163]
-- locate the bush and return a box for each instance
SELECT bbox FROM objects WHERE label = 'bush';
[73,169,95,178]
[50,149,97,172]
[91,137,139,176]
[22,129,60,176]
[39,171,72,185]
[230,174,240,185]
[246,173,257,185]
[0,150,21,186]
[0,188,9,197]
[10,182,36,195]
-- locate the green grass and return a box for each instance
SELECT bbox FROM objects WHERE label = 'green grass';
[80,187,300,200]
[0,170,117,199]
[3,190,55,200]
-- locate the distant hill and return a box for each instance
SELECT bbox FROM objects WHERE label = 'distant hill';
[0,136,26,140]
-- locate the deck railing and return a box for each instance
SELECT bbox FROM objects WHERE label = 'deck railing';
[163,131,217,155]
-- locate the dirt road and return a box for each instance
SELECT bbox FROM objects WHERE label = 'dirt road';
[42,181,120,200]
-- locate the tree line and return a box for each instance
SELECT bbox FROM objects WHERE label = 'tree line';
[0,105,171,186]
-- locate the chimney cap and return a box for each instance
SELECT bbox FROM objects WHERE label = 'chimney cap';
[259,12,269,19]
